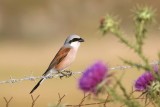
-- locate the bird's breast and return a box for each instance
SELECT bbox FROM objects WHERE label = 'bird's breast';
[55,49,77,71]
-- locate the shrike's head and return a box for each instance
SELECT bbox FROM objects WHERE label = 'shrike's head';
[64,34,84,49]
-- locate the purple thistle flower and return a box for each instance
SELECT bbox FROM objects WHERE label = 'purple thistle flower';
[135,72,155,91]
[79,61,108,93]
[135,65,160,91]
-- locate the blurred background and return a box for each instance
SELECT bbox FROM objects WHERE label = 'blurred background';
[0,0,160,107]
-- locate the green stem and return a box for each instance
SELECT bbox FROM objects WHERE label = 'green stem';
[114,30,134,49]
[135,20,145,53]
[135,20,151,70]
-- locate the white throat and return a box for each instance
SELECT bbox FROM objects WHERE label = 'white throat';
[69,42,80,50]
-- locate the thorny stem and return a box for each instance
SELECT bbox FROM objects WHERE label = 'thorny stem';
[135,19,151,71]
[121,58,150,70]
[114,30,134,50]
[135,20,145,53]
[110,27,150,72]
[116,79,130,100]
[114,29,150,71]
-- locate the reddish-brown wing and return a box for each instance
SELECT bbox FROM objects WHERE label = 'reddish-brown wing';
[43,47,71,75]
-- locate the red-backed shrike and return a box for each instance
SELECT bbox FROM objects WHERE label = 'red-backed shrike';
[30,34,84,94]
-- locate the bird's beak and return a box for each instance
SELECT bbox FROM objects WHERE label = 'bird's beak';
[79,38,85,42]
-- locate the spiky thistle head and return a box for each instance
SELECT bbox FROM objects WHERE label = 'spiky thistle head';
[133,5,155,24]
[99,15,120,35]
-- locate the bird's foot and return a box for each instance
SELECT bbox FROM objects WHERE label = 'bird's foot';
[58,70,72,79]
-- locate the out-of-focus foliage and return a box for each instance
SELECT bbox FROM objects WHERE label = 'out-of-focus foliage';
[0,0,159,41]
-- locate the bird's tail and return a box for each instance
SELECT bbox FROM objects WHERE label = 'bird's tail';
[30,78,45,94]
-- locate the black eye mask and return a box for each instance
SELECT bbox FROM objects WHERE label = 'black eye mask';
[69,38,84,43]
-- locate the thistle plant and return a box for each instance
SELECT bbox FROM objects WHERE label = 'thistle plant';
[99,6,155,71]
[134,65,160,106]
[98,5,160,106]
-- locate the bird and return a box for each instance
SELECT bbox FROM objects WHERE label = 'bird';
[30,34,84,94]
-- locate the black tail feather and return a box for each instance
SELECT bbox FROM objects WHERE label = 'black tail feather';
[30,78,44,94]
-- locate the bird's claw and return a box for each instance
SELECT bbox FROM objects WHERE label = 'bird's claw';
[58,70,72,79]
